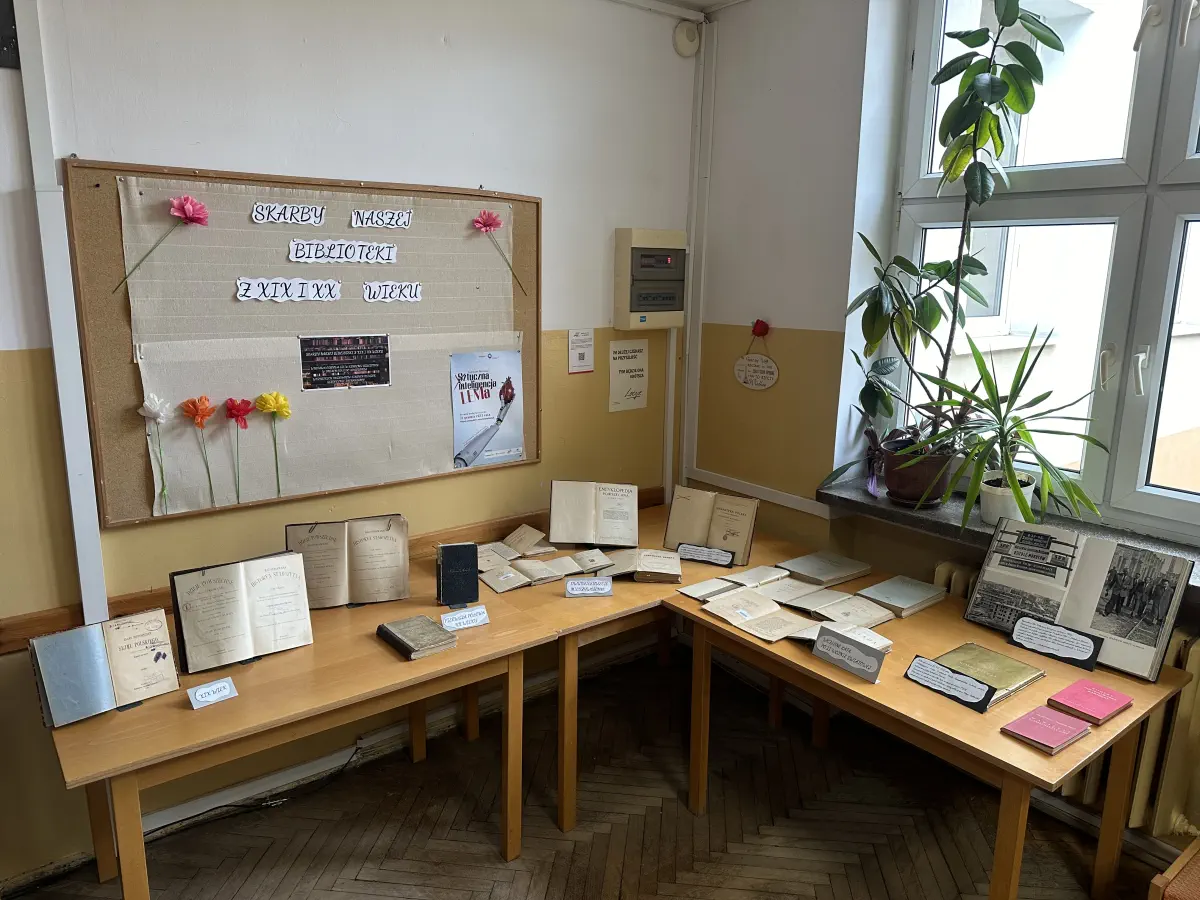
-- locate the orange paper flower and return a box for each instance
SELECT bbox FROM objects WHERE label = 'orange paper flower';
[181,396,216,429]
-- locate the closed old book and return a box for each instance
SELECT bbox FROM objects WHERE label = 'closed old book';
[377,616,457,660]
[856,575,945,618]
[1047,679,1133,725]
[779,551,872,587]
[437,543,479,606]
[935,643,1044,706]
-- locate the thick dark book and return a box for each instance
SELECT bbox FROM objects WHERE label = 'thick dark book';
[437,542,480,607]
[377,616,457,660]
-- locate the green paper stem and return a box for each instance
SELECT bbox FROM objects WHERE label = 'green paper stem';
[113,220,181,294]
[487,232,528,296]
[199,429,216,508]
[233,423,241,504]
[271,415,282,498]
[154,421,169,514]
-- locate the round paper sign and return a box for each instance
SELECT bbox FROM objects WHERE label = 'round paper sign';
[734,353,778,391]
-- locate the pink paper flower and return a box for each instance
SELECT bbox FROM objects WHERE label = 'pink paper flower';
[473,210,503,234]
[170,195,209,226]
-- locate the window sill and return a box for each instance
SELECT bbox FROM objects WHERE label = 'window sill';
[816,479,1200,592]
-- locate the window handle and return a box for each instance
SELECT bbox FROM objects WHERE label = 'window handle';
[1134,3,1164,51]
[1181,0,1200,47]
[1132,347,1151,397]
[1098,344,1117,391]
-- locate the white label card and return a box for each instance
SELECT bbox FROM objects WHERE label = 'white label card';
[812,627,886,684]
[236,278,341,302]
[1010,616,1099,668]
[188,677,238,709]
[904,657,994,711]
[351,209,414,229]
[363,281,423,302]
[678,544,734,567]
[565,576,614,597]
[440,606,490,631]
[609,339,649,412]
[569,329,594,374]
[251,202,326,227]
[289,239,397,264]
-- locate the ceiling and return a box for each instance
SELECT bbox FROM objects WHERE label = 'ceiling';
[668,1,726,10]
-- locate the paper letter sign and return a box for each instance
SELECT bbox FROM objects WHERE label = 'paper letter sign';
[236,278,341,302]
[351,209,414,229]
[812,626,886,684]
[441,606,490,631]
[289,240,397,264]
[1010,616,1100,670]
[565,577,614,597]
[251,202,326,227]
[188,677,238,709]
[363,281,423,302]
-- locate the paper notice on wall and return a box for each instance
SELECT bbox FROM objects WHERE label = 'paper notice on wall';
[351,209,414,229]
[299,335,391,391]
[363,282,422,303]
[289,239,397,264]
[609,339,648,412]
[236,278,341,302]
[568,329,594,374]
[450,350,525,469]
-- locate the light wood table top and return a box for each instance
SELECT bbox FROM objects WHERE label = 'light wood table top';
[666,576,1191,792]
[52,563,558,790]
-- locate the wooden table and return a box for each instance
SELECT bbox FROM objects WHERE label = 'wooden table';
[52,568,556,900]
[665,582,1192,900]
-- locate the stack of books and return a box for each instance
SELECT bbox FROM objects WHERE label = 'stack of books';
[377,616,457,660]
[1001,679,1133,755]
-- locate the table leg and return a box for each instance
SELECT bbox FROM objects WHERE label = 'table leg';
[811,698,830,749]
[658,613,672,668]
[688,624,711,816]
[768,676,783,729]
[409,699,427,762]
[85,781,118,883]
[989,774,1031,900]
[1092,727,1140,899]
[463,683,480,742]
[110,773,149,900]
[501,651,524,861]
[558,633,579,833]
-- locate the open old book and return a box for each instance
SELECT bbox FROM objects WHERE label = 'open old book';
[597,548,682,583]
[965,517,1193,680]
[170,552,314,674]
[664,486,759,565]
[549,481,638,547]
[285,515,409,608]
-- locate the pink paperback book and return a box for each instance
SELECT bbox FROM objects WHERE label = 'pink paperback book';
[1001,706,1090,755]
[1046,679,1134,725]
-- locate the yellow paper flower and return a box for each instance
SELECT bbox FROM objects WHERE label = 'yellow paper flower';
[256,391,291,419]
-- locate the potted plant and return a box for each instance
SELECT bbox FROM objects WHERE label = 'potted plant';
[823,0,1094,521]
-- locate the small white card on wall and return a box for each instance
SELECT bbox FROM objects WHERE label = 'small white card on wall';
[609,339,648,412]
[569,329,594,374]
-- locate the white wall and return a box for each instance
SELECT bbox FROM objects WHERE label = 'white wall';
[701,0,871,331]
[38,0,697,331]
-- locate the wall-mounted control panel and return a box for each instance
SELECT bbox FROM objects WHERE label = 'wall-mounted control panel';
[614,228,687,330]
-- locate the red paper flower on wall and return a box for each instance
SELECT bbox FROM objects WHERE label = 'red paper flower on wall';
[751,319,770,338]
[225,397,254,429]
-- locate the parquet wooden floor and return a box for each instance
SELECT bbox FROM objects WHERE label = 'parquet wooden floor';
[34,650,1156,900]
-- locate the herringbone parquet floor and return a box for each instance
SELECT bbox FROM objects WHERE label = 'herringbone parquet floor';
[35,650,1156,900]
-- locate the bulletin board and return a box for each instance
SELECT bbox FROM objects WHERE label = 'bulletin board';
[63,160,541,527]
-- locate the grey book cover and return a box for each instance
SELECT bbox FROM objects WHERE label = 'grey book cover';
[378,615,457,660]
[30,624,117,727]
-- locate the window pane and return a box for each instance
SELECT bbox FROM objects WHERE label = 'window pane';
[1147,222,1200,494]
[928,0,1140,173]
[913,223,1116,472]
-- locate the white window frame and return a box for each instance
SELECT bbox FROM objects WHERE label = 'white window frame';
[1159,0,1200,183]
[1110,188,1200,525]
[899,0,1172,200]
[897,193,1146,504]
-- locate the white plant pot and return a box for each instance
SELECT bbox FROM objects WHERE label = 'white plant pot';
[979,470,1036,526]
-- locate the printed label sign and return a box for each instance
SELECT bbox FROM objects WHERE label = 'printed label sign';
[289,239,397,264]
[677,544,735,567]
[188,677,238,709]
[812,626,886,684]
[565,577,614,597]
[1010,616,1100,670]
[734,354,779,391]
[363,281,422,302]
[351,209,414,229]
[300,335,391,391]
[904,656,996,713]
[236,278,341,302]
[441,606,490,631]
[250,202,326,227]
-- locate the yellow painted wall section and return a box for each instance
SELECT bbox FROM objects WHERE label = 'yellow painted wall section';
[695,323,843,500]
[0,329,671,885]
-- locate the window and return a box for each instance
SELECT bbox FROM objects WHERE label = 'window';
[894,0,1200,538]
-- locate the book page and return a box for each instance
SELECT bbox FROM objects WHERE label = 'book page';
[986,518,1082,591]
[173,562,256,672]
[480,541,521,562]
[243,554,314,657]
[706,495,758,565]
[572,548,612,572]
[477,547,512,571]
[480,565,532,593]
[550,481,598,544]
[595,483,638,547]
[286,522,349,608]
[503,524,546,555]
[636,549,682,577]
[664,486,716,550]
[512,558,562,582]
[347,516,409,603]
[546,556,583,576]
[597,548,639,578]
[755,578,825,605]
[738,608,813,643]
[102,609,180,706]
[702,589,780,626]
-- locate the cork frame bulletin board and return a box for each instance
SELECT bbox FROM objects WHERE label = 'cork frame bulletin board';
[64,159,541,527]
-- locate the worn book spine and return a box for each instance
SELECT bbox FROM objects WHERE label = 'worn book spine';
[437,545,480,606]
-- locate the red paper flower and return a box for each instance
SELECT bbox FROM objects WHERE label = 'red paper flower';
[225,397,254,429]
[181,396,216,429]
[473,210,503,234]
[751,319,770,338]
[170,195,209,226]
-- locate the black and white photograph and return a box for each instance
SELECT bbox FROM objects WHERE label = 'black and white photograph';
[965,577,1063,634]
[1089,544,1187,649]
[988,518,1081,590]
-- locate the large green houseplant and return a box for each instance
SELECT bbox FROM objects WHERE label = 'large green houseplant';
[822,0,1107,525]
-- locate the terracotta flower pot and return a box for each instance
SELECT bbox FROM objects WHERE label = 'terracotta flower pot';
[881,438,954,509]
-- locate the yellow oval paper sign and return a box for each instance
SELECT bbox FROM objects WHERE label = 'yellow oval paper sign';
[734,354,778,391]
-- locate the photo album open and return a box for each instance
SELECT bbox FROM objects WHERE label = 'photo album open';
[549,481,638,547]
[965,517,1193,680]
[285,515,409,608]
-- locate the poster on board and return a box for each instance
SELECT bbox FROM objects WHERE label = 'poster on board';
[451,351,525,469]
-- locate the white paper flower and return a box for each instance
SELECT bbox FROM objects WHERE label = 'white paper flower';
[138,394,172,424]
